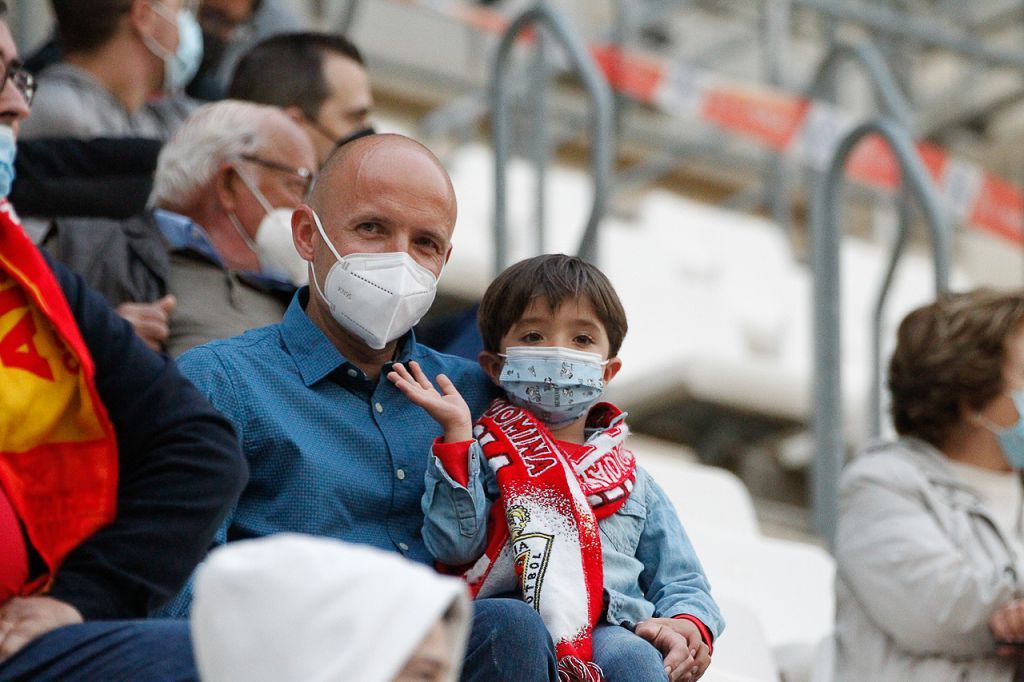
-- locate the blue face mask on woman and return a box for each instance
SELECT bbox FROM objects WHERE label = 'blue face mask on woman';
[977,389,1024,469]
[499,346,607,429]
[0,125,17,198]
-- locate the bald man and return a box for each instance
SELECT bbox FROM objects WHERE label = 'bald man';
[164,134,558,681]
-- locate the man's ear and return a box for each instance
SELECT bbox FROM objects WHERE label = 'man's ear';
[292,205,317,261]
[478,351,504,387]
[603,357,622,385]
[444,244,453,265]
[214,163,241,213]
[128,0,157,36]
[283,105,307,126]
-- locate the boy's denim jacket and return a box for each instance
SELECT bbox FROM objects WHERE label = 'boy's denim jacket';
[421,411,725,642]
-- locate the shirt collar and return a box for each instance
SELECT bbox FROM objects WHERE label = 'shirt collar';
[153,208,223,266]
[154,209,296,294]
[281,287,421,387]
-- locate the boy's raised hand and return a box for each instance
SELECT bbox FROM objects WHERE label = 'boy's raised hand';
[387,361,473,443]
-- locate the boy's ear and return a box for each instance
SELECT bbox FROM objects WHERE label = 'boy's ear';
[478,351,504,386]
[603,357,622,385]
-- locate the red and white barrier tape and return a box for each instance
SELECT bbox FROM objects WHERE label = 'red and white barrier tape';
[398,0,1024,245]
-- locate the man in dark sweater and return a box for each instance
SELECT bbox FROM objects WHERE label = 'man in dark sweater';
[0,5,246,679]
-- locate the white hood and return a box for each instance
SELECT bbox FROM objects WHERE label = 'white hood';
[190,533,471,682]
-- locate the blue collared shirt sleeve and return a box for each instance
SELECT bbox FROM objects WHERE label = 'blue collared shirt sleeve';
[422,440,498,565]
[637,471,725,639]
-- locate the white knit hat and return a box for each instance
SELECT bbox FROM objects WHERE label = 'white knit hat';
[190,533,471,682]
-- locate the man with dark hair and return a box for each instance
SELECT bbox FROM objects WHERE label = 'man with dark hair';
[0,4,247,679]
[229,31,373,166]
[20,0,201,140]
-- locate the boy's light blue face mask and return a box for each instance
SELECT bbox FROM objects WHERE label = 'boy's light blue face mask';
[977,389,1024,469]
[499,346,607,429]
[0,125,16,198]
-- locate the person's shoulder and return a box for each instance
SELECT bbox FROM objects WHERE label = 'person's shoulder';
[631,464,662,508]
[841,439,933,492]
[21,66,102,138]
[415,345,489,382]
[179,324,288,374]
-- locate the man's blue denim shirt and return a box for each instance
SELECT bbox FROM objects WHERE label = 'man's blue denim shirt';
[161,288,495,615]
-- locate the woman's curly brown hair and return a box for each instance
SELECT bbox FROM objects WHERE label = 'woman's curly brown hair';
[889,289,1024,447]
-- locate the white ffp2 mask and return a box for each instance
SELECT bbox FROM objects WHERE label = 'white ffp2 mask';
[228,169,308,286]
[310,210,439,350]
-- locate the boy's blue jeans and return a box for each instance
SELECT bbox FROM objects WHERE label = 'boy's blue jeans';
[592,623,669,681]
[463,597,558,681]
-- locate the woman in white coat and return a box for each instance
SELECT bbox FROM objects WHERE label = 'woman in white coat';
[835,289,1024,681]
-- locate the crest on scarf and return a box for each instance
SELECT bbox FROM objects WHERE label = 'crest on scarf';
[508,506,553,609]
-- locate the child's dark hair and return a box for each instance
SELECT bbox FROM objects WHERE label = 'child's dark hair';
[478,254,628,356]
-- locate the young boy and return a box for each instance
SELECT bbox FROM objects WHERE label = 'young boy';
[388,254,722,682]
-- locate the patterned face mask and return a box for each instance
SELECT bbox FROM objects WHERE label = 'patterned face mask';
[498,346,608,429]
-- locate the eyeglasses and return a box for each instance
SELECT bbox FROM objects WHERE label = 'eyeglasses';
[239,154,316,198]
[2,59,35,107]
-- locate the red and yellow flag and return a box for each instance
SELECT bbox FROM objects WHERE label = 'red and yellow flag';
[0,201,117,596]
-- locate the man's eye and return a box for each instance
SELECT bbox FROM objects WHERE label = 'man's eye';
[357,222,379,233]
[415,237,440,252]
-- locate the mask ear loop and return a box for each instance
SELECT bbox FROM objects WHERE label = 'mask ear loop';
[307,210,346,313]
[227,210,259,256]
[234,164,276,216]
[139,2,177,62]
[975,411,1009,435]
[224,164,271,258]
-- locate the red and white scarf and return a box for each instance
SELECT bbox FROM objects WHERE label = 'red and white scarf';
[462,399,636,682]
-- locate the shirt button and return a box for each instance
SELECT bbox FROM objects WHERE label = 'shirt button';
[375,402,384,414]
[346,368,358,378]
[398,542,409,551]
[396,468,406,480]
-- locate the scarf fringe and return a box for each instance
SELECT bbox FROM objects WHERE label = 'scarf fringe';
[558,656,604,682]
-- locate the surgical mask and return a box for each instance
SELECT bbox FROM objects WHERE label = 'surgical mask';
[0,126,16,198]
[142,4,204,93]
[310,210,439,350]
[978,390,1024,469]
[499,346,607,429]
[229,169,308,285]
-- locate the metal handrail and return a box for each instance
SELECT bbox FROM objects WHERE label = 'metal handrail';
[807,39,914,129]
[811,117,950,546]
[491,2,615,273]
[807,37,918,440]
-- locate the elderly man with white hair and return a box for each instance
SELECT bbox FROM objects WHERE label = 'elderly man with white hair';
[45,99,317,356]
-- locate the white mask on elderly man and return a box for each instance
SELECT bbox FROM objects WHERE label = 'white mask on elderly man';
[228,170,309,286]
[309,210,439,350]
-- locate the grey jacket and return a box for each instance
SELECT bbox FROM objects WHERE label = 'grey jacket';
[43,213,168,305]
[21,63,195,141]
[834,438,1023,681]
